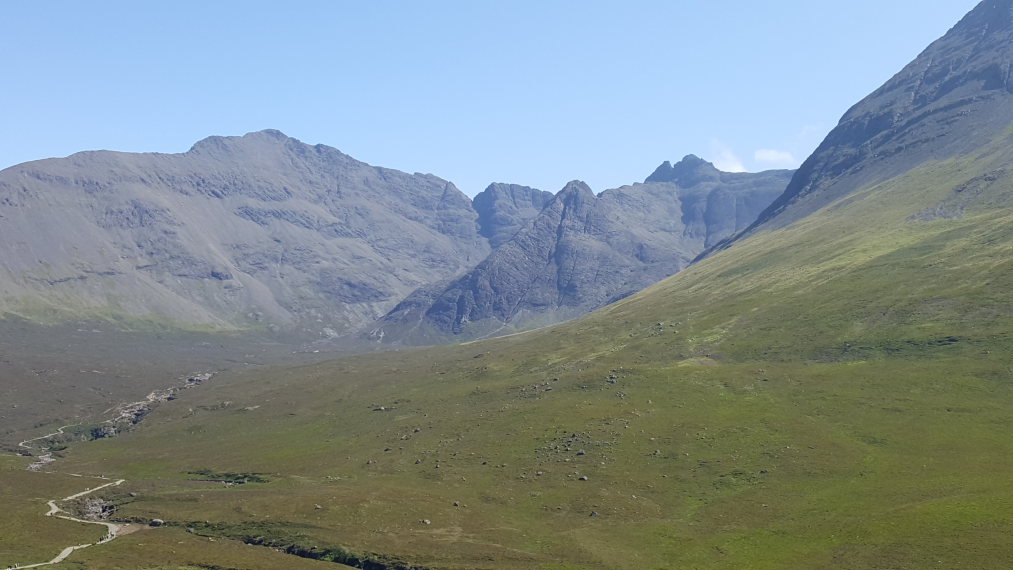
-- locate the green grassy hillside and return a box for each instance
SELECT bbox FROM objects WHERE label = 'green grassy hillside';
[22,145,1013,569]
[0,319,338,451]
[0,455,111,566]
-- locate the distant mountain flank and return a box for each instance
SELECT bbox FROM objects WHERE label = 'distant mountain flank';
[0,130,494,335]
[372,157,792,343]
[0,131,790,341]
[715,0,1013,250]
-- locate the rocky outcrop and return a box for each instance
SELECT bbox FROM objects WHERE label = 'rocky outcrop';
[721,0,1013,242]
[373,159,792,343]
[646,155,795,249]
[0,130,792,343]
[473,183,555,248]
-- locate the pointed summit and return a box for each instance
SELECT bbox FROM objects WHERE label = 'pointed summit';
[557,180,595,201]
[472,183,553,249]
[647,160,675,180]
[374,164,791,343]
[645,155,721,185]
[0,130,487,334]
[187,129,307,154]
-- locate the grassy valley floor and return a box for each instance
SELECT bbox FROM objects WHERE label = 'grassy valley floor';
[6,153,1013,568]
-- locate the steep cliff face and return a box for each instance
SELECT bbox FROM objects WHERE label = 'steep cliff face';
[0,130,489,335]
[0,128,795,342]
[472,183,555,249]
[647,155,795,248]
[373,159,792,343]
[730,0,1013,238]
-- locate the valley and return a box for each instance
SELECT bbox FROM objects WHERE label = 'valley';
[3,1,1013,568]
[9,151,1013,568]
[0,318,348,451]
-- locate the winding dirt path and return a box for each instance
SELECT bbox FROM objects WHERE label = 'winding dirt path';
[18,424,81,472]
[18,424,80,451]
[12,421,128,567]
[9,373,213,568]
[13,478,127,569]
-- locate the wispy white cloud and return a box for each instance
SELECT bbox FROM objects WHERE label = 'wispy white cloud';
[797,124,826,141]
[709,140,746,173]
[754,148,796,166]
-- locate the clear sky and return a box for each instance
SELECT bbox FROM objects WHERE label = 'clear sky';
[2,1,980,196]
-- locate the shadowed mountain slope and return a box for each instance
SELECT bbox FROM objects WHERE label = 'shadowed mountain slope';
[373,159,792,343]
[0,130,781,344]
[727,0,1013,240]
[472,183,555,249]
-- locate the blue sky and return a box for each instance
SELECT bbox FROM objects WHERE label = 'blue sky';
[2,1,979,196]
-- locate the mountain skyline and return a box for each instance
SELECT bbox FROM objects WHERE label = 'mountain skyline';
[19,2,1013,568]
[0,131,789,340]
[375,156,791,343]
[7,2,1013,569]
[1,2,977,197]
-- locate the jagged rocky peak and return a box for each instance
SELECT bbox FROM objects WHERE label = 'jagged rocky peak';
[558,179,595,200]
[645,155,721,185]
[373,164,793,344]
[187,129,294,153]
[182,130,359,170]
[473,183,554,249]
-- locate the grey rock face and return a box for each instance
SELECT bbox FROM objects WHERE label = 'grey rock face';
[646,156,793,249]
[727,0,1013,240]
[1,130,790,343]
[0,130,489,335]
[473,183,555,249]
[374,159,792,343]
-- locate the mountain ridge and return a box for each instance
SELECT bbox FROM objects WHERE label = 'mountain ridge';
[0,130,492,335]
[725,0,1013,243]
[16,3,1013,569]
[373,158,792,343]
[0,132,788,343]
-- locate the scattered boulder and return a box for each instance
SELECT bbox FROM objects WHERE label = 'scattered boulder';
[149,518,164,527]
